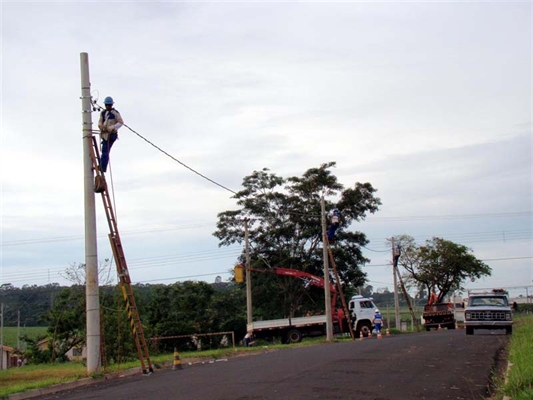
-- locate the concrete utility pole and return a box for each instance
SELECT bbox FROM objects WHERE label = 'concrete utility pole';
[244,219,252,325]
[17,310,20,350]
[80,52,100,374]
[392,238,401,329]
[321,197,334,341]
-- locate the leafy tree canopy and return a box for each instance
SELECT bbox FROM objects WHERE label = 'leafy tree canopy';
[213,162,382,317]
[393,235,491,303]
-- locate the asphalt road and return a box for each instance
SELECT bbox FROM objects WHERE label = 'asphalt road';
[36,329,508,400]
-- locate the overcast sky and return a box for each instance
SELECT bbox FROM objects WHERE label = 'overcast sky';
[1,1,531,299]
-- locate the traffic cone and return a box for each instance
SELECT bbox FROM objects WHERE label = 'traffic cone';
[377,331,382,340]
[438,324,442,331]
[359,330,364,340]
[386,328,391,337]
[367,330,372,339]
[172,347,183,370]
[455,321,459,329]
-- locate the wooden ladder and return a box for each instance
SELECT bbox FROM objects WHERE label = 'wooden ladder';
[88,135,154,375]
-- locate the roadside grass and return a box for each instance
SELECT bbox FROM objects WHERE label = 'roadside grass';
[494,314,533,400]
[0,363,88,397]
[1,326,48,349]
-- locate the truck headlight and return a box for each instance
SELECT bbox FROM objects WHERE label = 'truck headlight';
[465,312,471,320]
[506,313,512,320]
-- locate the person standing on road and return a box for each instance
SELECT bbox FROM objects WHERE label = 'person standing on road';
[373,310,383,334]
[98,96,123,173]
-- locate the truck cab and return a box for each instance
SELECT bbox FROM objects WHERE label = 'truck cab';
[348,295,378,337]
[464,289,513,335]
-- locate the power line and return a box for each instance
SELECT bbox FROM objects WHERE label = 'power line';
[481,256,533,262]
[365,229,532,249]
[361,245,390,253]
[363,211,532,222]
[133,271,231,284]
[1,248,243,283]
[0,222,215,247]
[3,235,530,283]
[123,123,237,195]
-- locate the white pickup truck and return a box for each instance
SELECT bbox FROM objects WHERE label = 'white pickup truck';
[464,289,513,335]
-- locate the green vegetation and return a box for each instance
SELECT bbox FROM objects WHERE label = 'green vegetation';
[214,162,381,319]
[393,234,491,302]
[1,326,47,349]
[495,314,533,400]
[0,362,87,397]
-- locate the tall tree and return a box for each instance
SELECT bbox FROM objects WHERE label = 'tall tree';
[43,287,86,362]
[394,235,491,303]
[213,162,381,318]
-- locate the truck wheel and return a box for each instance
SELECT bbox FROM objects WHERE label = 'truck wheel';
[286,329,302,344]
[466,327,474,335]
[425,326,431,332]
[357,322,372,338]
[506,326,512,335]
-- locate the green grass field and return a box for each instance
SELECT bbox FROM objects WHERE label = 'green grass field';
[1,326,48,349]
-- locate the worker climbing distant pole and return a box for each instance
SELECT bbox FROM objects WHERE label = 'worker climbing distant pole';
[98,96,123,173]
[327,208,340,241]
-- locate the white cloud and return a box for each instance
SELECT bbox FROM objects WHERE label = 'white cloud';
[1,2,531,295]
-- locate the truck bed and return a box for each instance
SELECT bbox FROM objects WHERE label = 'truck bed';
[247,315,327,332]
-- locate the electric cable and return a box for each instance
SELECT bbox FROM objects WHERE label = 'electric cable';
[361,245,390,253]
[138,271,231,284]
[91,98,238,194]
[123,123,238,195]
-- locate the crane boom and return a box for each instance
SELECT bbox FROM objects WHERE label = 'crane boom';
[248,267,338,311]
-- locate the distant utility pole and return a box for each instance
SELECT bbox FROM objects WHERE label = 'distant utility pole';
[321,197,334,341]
[17,310,20,350]
[392,238,401,329]
[80,52,101,374]
[244,218,252,325]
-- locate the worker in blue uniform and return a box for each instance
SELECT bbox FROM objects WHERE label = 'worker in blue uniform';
[97,96,124,173]
[327,209,340,241]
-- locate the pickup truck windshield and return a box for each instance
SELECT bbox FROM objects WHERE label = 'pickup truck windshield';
[470,297,508,307]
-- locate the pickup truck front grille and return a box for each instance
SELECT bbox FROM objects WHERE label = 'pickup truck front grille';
[470,311,506,321]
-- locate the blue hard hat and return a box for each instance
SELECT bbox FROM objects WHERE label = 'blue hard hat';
[104,96,114,105]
